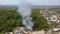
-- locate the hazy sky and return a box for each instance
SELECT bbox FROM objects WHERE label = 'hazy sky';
[0,0,60,5]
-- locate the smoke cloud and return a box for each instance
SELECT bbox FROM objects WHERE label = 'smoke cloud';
[17,0,60,30]
[18,0,34,29]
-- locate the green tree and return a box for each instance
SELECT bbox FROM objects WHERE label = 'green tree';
[31,9,51,31]
[0,9,23,33]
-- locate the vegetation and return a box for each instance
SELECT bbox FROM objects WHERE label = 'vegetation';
[0,8,52,33]
[31,9,51,31]
[0,9,23,33]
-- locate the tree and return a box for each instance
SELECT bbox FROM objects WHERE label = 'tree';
[0,9,23,33]
[31,9,51,31]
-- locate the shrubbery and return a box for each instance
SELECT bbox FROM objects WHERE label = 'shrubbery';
[0,9,51,33]
[31,9,51,31]
[0,9,23,33]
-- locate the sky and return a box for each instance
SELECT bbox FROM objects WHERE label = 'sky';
[0,0,60,5]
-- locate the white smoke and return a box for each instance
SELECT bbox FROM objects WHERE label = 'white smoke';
[17,0,60,30]
[18,0,34,30]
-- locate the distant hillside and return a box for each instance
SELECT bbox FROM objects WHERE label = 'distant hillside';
[0,5,18,10]
[32,5,60,9]
[0,5,18,11]
[0,5,60,9]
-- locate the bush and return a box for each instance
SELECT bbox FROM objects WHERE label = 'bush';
[31,9,51,31]
[0,9,23,33]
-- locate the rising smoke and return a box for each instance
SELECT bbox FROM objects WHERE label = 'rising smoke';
[18,0,34,30]
[17,0,59,30]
